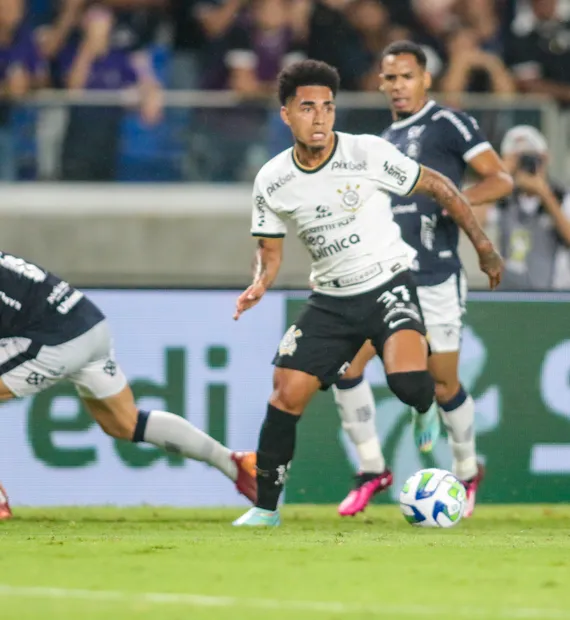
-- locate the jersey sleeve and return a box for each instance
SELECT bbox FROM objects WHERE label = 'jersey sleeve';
[434,109,491,163]
[366,135,422,197]
[250,176,287,238]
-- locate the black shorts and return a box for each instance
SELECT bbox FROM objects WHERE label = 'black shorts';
[273,270,427,389]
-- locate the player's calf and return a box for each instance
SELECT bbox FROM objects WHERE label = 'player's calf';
[84,387,257,500]
[256,403,301,511]
[387,370,440,453]
[333,375,385,473]
[437,385,478,481]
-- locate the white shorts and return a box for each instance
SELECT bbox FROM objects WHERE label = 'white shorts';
[417,272,467,353]
[0,320,128,399]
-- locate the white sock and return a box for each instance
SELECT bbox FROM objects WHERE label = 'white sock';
[333,378,386,473]
[142,410,238,481]
[438,392,477,481]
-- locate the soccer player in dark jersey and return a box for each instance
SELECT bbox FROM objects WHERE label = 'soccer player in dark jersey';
[0,252,256,519]
[335,41,513,519]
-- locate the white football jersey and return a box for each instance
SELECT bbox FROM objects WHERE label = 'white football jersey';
[251,132,421,296]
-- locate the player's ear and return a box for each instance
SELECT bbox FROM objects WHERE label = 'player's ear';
[423,71,432,91]
[280,105,291,127]
[378,74,385,92]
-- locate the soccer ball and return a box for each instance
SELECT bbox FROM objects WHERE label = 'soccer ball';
[399,468,467,528]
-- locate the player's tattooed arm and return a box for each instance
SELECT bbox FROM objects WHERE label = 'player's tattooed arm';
[413,165,504,289]
[234,237,284,320]
[253,237,284,288]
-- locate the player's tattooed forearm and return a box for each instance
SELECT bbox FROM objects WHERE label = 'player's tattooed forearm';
[419,168,490,249]
[253,242,268,279]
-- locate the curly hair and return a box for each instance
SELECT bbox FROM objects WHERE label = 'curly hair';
[278,59,340,105]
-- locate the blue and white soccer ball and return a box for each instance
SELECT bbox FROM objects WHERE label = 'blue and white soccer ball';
[399,468,467,528]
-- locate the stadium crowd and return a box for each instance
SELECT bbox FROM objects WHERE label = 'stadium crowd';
[0,0,569,182]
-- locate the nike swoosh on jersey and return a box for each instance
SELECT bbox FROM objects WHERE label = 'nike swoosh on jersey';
[388,318,411,329]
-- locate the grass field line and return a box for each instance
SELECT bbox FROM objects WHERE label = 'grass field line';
[0,584,568,619]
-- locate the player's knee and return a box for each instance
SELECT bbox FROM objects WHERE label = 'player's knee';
[270,369,317,415]
[434,377,461,405]
[270,386,305,415]
[387,370,434,413]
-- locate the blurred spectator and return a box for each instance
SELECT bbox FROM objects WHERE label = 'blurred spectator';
[381,0,415,30]
[439,28,515,101]
[38,0,163,60]
[57,5,162,180]
[457,0,504,53]
[170,0,245,89]
[409,0,459,82]
[0,0,46,181]
[305,0,371,90]
[495,125,570,290]
[346,0,398,91]
[195,0,305,180]
[506,0,570,106]
[106,1,164,52]
[36,0,86,61]
[223,0,306,95]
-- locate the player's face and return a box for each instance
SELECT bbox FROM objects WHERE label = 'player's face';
[281,86,336,151]
[379,54,432,119]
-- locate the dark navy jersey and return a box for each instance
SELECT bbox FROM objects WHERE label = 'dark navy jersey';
[0,252,104,345]
[381,100,491,286]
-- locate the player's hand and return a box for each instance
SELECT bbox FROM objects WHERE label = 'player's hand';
[233,282,266,320]
[477,244,504,290]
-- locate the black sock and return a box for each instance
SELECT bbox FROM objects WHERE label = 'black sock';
[256,404,300,511]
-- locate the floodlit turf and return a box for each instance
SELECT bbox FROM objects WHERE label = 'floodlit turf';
[1,505,570,620]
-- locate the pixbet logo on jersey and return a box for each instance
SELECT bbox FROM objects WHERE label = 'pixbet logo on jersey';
[331,160,368,172]
[304,233,361,260]
[383,161,408,186]
[266,171,295,196]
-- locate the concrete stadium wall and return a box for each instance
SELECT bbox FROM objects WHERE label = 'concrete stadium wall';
[0,183,489,288]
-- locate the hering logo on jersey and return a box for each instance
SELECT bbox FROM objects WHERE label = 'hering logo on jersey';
[383,161,408,186]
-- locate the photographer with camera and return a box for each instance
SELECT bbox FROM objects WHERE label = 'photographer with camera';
[498,125,570,290]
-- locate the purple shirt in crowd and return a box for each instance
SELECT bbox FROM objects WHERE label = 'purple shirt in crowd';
[0,23,44,83]
[58,43,138,90]
[203,20,305,89]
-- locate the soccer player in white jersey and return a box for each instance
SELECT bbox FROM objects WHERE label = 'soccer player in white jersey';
[335,41,513,519]
[0,252,256,520]
[232,59,503,527]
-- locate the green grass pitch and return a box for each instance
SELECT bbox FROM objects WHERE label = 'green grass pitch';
[1,505,569,620]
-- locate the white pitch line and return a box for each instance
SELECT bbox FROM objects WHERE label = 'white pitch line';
[0,585,568,619]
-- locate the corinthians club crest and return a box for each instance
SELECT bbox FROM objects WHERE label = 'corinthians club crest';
[337,184,362,212]
[278,325,303,356]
